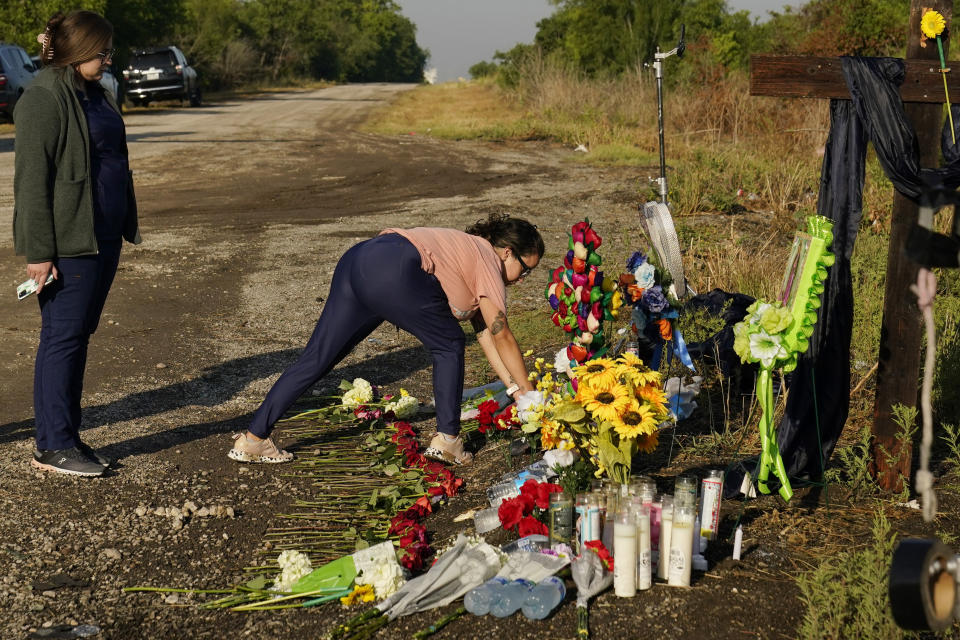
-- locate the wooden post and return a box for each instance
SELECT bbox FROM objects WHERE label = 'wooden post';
[871,0,952,492]
[749,0,954,492]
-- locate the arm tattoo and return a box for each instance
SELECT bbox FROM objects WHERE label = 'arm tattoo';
[490,311,507,336]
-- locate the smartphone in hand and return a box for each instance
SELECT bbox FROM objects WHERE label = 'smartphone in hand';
[16,274,55,301]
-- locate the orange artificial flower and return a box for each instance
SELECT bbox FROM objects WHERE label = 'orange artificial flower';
[656,318,672,340]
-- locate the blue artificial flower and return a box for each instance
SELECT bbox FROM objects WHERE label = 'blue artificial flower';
[634,262,656,289]
[641,285,669,313]
[626,251,647,273]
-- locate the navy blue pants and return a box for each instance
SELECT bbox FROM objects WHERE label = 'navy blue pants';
[34,240,122,450]
[249,234,466,438]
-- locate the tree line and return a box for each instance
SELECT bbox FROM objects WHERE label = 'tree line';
[473,0,912,84]
[0,0,427,88]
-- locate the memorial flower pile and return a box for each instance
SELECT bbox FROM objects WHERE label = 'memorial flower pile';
[385,421,464,571]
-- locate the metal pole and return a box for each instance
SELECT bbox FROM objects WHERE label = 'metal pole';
[654,49,668,206]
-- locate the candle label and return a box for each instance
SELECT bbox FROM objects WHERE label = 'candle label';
[669,547,686,572]
[637,550,652,590]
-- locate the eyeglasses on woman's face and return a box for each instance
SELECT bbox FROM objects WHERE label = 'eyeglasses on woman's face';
[94,48,115,62]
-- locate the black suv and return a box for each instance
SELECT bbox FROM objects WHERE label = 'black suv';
[123,46,200,107]
[0,43,37,121]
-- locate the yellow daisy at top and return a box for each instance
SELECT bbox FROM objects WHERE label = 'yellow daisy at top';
[573,357,620,390]
[922,10,946,38]
[612,404,658,440]
[579,383,633,423]
[616,352,661,388]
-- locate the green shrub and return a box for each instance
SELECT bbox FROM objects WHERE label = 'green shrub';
[796,510,906,640]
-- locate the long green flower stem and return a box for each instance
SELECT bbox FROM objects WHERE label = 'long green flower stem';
[341,616,389,640]
[577,606,590,638]
[412,607,466,639]
[122,587,238,595]
[330,608,383,640]
[230,588,342,611]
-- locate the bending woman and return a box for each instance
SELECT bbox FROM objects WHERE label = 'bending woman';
[229,213,544,465]
[14,11,140,477]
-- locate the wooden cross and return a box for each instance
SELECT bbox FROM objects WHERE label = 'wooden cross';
[748,0,952,492]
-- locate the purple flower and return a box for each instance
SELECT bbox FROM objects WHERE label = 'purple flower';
[626,251,647,273]
[641,285,669,313]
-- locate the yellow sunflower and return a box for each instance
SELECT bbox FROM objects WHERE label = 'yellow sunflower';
[578,383,633,423]
[572,357,620,391]
[636,383,669,416]
[634,430,660,454]
[611,404,658,440]
[616,352,661,388]
[922,10,946,39]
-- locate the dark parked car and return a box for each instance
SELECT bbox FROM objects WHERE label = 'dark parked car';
[0,43,37,121]
[123,46,200,107]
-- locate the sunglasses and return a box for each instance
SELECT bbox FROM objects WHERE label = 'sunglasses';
[515,252,534,279]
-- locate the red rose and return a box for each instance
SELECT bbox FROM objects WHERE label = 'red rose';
[534,483,564,510]
[519,478,540,498]
[498,497,524,530]
[515,491,536,515]
[517,515,548,537]
[584,540,614,571]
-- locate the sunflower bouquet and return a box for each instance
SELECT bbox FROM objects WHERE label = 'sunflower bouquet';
[520,354,670,483]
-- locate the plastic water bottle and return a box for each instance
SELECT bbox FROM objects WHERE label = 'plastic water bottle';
[464,577,508,616]
[486,480,519,507]
[521,576,566,620]
[499,534,549,554]
[489,579,534,618]
[473,507,501,534]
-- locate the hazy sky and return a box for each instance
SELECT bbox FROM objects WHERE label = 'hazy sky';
[395,1,796,83]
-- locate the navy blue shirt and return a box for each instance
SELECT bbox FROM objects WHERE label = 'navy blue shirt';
[77,83,129,241]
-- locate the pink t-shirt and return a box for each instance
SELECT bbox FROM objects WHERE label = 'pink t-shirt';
[381,227,507,320]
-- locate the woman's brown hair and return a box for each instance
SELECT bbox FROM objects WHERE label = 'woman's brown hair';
[40,11,113,68]
[466,212,545,259]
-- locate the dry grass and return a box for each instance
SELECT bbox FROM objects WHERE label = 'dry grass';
[363,79,530,139]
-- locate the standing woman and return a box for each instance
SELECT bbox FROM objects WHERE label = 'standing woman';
[14,11,141,477]
[229,213,544,465]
